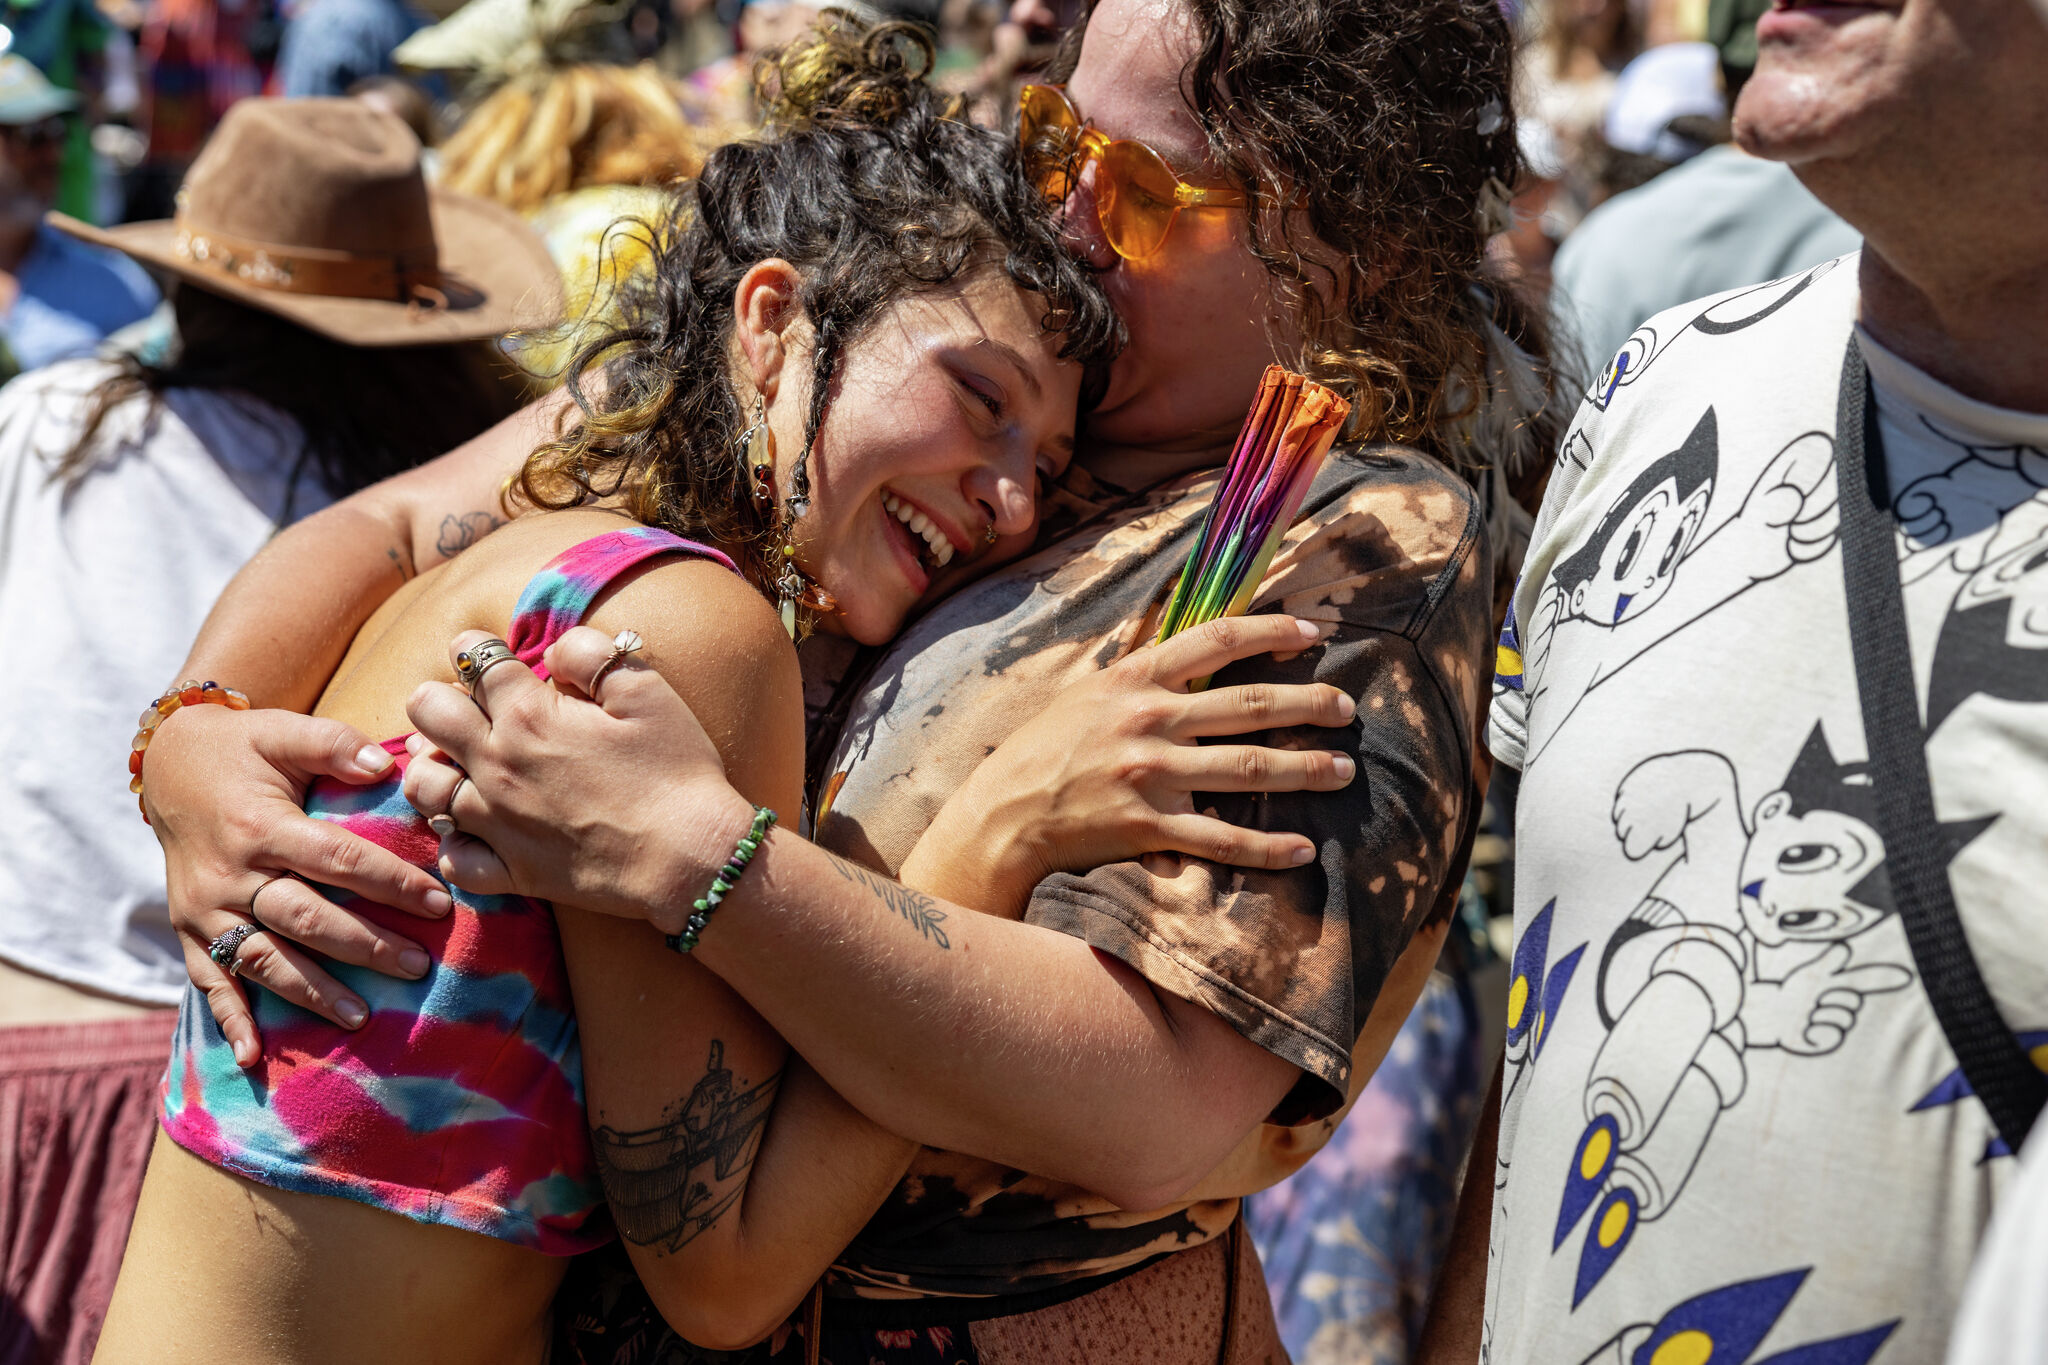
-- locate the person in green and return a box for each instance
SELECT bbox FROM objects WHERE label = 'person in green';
[3,0,108,220]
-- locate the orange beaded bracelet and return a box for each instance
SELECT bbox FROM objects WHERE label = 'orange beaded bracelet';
[131,680,250,822]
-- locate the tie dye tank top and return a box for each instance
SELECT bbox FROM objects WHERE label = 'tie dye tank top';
[161,526,738,1254]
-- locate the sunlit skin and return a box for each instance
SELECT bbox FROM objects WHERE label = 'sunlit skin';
[1059,0,1301,470]
[750,264,1081,645]
[1735,0,2048,413]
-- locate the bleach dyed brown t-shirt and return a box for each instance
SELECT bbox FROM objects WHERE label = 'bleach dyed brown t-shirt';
[804,443,1493,1303]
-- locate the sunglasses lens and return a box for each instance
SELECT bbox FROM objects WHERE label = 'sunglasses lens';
[1096,140,1179,260]
[1018,86,1079,202]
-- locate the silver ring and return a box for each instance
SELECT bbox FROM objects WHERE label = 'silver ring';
[587,629,644,703]
[454,638,520,697]
[207,923,258,973]
[450,775,473,810]
[249,871,293,919]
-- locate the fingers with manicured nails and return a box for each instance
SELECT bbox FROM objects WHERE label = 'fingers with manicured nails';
[226,923,371,1033]
[242,712,451,920]
[260,806,453,923]
[1170,742,1356,793]
[255,709,400,785]
[1155,813,1318,871]
[246,872,431,982]
[1175,681,1355,738]
[181,933,258,1068]
[1141,614,1323,690]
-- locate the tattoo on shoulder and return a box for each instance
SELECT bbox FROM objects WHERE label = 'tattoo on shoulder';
[435,510,505,559]
[385,546,411,579]
[592,1039,783,1254]
[829,855,951,949]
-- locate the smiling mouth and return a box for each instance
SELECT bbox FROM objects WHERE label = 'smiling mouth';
[882,490,955,570]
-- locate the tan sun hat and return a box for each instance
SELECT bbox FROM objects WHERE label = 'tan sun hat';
[51,97,564,347]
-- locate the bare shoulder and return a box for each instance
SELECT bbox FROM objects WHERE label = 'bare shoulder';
[572,527,803,813]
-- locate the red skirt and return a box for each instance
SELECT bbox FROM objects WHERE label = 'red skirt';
[0,1013,176,1365]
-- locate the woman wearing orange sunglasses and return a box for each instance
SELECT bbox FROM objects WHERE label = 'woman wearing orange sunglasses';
[136,1,1564,1362]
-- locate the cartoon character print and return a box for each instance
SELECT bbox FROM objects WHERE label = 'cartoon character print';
[1494,900,1590,1190]
[1550,725,1928,1307]
[1895,425,2048,586]
[1502,409,1839,763]
[1586,259,1847,422]
[1577,1267,1896,1365]
[1925,517,2048,733]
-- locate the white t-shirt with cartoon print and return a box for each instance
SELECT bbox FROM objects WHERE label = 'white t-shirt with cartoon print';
[1484,253,2048,1365]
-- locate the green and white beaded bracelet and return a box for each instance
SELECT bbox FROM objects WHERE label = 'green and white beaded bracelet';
[667,805,777,954]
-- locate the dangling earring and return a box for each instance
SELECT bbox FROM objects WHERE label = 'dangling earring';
[739,395,775,507]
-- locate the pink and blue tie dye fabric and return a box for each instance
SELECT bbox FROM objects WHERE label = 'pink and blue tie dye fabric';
[160,525,737,1253]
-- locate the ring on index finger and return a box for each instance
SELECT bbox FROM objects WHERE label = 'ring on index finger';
[587,629,644,704]
[454,638,520,701]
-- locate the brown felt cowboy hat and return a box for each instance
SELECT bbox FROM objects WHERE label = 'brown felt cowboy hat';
[51,98,563,347]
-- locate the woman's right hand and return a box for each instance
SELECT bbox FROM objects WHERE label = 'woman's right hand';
[902,614,1357,917]
[145,704,454,1065]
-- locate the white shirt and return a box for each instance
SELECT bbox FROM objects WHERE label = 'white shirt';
[1484,255,2048,1363]
[0,359,331,1004]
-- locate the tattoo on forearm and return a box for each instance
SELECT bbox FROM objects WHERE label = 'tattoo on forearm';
[829,855,952,949]
[592,1039,782,1253]
[435,510,505,559]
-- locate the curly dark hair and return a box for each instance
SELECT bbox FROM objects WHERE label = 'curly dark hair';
[1050,0,1567,507]
[516,17,1123,609]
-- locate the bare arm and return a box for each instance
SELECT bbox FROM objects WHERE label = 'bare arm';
[554,563,919,1348]
[182,391,570,707]
[403,618,1365,1211]
[142,392,575,1060]
[1414,1049,1501,1365]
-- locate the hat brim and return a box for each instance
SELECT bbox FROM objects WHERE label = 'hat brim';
[49,190,565,347]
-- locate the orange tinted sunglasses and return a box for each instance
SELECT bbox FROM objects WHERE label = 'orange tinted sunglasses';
[1018,83,1248,262]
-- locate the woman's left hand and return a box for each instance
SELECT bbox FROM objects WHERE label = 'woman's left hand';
[901,614,1357,915]
[404,629,755,931]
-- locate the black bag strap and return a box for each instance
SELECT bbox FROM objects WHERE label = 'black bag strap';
[1834,337,2045,1151]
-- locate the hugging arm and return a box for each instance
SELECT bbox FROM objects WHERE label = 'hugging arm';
[143,392,572,1060]
[409,615,1390,1211]
[545,562,920,1349]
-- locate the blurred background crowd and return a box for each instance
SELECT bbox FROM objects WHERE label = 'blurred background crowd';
[0,0,1859,1362]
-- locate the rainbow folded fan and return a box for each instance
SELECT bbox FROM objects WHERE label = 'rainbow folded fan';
[1155,366,1350,686]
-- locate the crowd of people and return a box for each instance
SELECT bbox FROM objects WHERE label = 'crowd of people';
[0,1,2042,1364]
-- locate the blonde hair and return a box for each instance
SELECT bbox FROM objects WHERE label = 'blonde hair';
[439,63,705,214]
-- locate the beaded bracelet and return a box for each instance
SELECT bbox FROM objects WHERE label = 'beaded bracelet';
[131,680,251,822]
[666,805,777,954]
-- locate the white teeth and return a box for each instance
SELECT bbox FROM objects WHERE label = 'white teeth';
[883,492,952,568]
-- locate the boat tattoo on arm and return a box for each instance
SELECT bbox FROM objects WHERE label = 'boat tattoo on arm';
[827,854,951,948]
[591,1039,782,1253]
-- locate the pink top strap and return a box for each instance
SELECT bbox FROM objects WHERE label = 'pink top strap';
[506,527,739,680]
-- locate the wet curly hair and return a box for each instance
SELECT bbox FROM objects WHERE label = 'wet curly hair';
[515,17,1123,601]
[1051,0,1565,503]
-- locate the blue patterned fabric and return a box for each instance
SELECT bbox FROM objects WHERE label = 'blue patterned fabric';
[1243,967,1486,1365]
